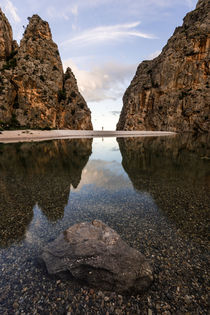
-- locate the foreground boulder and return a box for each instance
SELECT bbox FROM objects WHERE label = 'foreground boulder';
[42,220,153,293]
[117,0,210,133]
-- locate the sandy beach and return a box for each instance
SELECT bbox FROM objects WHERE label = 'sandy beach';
[0,130,176,143]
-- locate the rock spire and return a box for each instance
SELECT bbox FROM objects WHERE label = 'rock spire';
[0,12,92,130]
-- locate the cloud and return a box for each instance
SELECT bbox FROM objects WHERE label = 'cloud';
[71,5,78,16]
[148,50,161,60]
[111,111,121,116]
[3,0,21,23]
[76,160,131,191]
[63,59,137,102]
[185,0,194,9]
[46,4,78,20]
[61,21,156,47]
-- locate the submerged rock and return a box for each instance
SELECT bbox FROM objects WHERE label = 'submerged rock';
[41,220,153,293]
[117,0,210,133]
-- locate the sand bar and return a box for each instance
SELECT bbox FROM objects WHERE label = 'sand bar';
[0,130,176,143]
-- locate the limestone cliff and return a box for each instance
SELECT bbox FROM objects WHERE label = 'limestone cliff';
[0,13,92,130]
[0,8,13,65]
[117,0,210,133]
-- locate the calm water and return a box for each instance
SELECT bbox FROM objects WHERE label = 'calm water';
[0,135,209,314]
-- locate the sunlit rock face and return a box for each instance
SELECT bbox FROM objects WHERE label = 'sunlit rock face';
[117,0,210,133]
[0,138,92,247]
[0,8,13,63]
[57,68,93,130]
[0,13,93,130]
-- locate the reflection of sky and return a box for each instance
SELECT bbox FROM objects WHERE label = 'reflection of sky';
[75,159,131,192]
[73,137,130,191]
[90,137,121,162]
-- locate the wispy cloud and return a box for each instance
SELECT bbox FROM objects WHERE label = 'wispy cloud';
[46,4,78,20]
[71,5,78,16]
[3,0,21,23]
[110,111,121,116]
[61,21,156,47]
[63,59,137,102]
[148,50,161,60]
[185,0,194,9]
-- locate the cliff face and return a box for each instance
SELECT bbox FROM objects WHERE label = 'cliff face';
[117,0,210,133]
[0,13,93,130]
[58,67,93,129]
[0,8,13,64]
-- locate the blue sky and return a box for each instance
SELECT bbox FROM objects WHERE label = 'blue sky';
[1,0,198,130]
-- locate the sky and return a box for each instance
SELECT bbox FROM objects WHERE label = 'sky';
[0,0,198,130]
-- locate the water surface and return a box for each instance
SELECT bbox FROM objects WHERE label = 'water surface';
[0,134,209,314]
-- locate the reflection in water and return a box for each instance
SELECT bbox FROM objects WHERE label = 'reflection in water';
[117,134,210,242]
[0,139,92,247]
[76,159,131,191]
[0,135,209,313]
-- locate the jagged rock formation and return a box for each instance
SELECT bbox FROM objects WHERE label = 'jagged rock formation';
[0,12,92,130]
[117,0,210,133]
[0,138,92,247]
[0,8,13,64]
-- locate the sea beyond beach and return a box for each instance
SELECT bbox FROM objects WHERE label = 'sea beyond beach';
[0,132,209,314]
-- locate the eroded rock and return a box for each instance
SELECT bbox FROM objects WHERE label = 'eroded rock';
[0,12,92,130]
[0,8,13,64]
[41,220,153,293]
[117,0,210,133]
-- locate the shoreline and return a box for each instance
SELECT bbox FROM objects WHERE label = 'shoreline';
[0,130,176,143]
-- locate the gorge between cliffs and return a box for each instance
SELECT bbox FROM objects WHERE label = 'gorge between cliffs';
[0,0,209,133]
[0,1,209,314]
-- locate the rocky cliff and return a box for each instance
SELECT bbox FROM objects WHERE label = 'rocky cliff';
[117,0,210,133]
[0,12,93,130]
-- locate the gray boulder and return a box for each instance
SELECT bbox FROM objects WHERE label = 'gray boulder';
[41,220,153,293]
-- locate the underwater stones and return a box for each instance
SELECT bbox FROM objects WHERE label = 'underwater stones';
[41,220,153,293]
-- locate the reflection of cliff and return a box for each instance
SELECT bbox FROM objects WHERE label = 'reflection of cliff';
[0,139,92,247]
[117,135,210,242]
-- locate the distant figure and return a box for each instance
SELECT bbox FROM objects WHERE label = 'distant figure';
[102,126,104,131]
